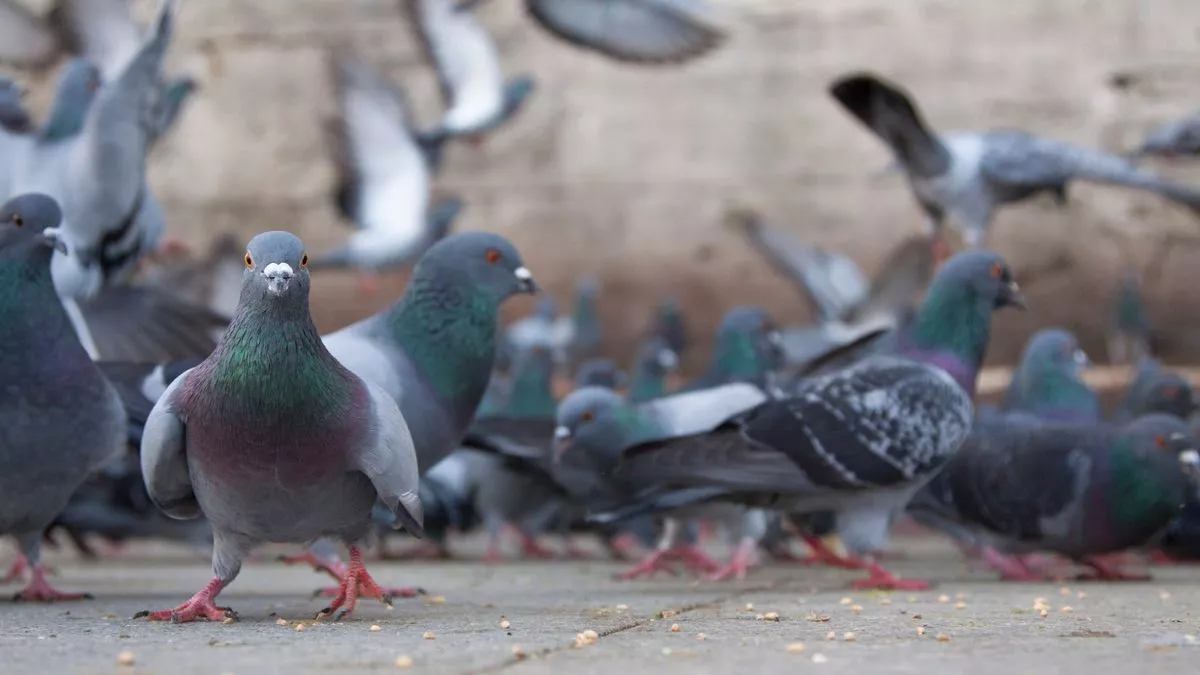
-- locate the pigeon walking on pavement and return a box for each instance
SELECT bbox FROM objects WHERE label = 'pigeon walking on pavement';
[134,231,424,623]
[0,193,126,601]
[830,72,1200,248]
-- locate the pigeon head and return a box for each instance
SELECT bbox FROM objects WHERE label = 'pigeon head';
[1120,414,1200,487]
[241,231,310,303]
[41,59,102,142]
[0,193,68,261]
[0,77,31,133]
[1020,328,1089,377]
[1129,372,1198,421]
[414,232,537,301]
[933,251,1025,310]
[553,386,628,464]
[1005,328,1097,422]
[704,306,784,385]
[574,358,626,390]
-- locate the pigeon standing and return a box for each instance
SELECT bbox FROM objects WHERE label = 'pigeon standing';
[404,0,536,145]
[1002,328,1099,423]
[830,72,1200,248]
[627,336,678,402]
[0,193,126,601]
[312,53,462,291]
[135,231,424,623]
[1108,274,1151,366]
[524,0,728,64]
[683,306,782,391]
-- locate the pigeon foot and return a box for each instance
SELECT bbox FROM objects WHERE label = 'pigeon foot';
[674,545,722,574]
[1,553,28,583]
[316,546,394,620]
[1076,556,1151,582]
[704,539,759,582]
[981,547,1050,581]
[12,565,93,602]
[1148,550,1189,565]
[799,534,864,569]
[850,562,932,591]
[604,533,642,561]
[278,549,347,582]
[616,550,682,580]
[134,578,231,622]
[518,531,556,559]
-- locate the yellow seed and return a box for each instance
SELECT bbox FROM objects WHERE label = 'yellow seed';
[786,642,806,654]
[275,618,288,626]
[842,632,857,642]
[394,655,414,669]
[916,626,926,636]
[499,620,511,630]
[116,651,135,666]
[762,611,780,621]
[953,601,967,610]
[582,629,599,640]
[221,617,236,625]
[805,612,831,622]
[422,631,436,640]
[850,605,864,613]
[812,653,829,663]
[695,633,707,641]
[1038,608,1048,618]
[425,595,446,605]
[839,597,853,605]
[879,597,892,605]
[825,631,836,641]
[511,645,526,659]
[295,623,306,632]
[1060,606,1074,614]
[937,594,950,603]
[744,603,755,611]
[370,625,382,632]
[616,604,629,611]
[936,633,951,642]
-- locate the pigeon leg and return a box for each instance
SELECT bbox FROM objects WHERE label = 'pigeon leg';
[798,533,864,569]
[316,546,394,620]
[135,577,233,622]
[13,564,93,602]
[615,549,681,580]
[517,530,556,559]
[1077,555,1152,582]
[278,548,347,582]
[704,537,759,582]
[1,553,28,583]
[673,545,723,574]
[299,543,423,599]
[1148,550,1187,565]
[603,533,642,561]
[980,546,1049,581]
[850,561,932,591]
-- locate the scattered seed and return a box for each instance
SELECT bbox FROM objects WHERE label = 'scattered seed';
[582,630,599,640]
[761,612,780,622]
[394,655,414,669]
[116,651,135,667]
[1060,606,1074,614]
[616,604,629,611]
[812,653,829,663]
[1160,591,1172,601]
[842,632,857,642]
[1077,591,1087,600]
[670,623,680,632]
[806,613,831,622]
[275,618,288,626]
[936,633,951,642]
[221,617,236,625]
[1038,608,1049,618]
[825,631,836,641]
[695,633,707,641]
[839,597,853,605]
[849,605,864,614]
[370,625,382,632]
[499,620,511,630]
[661,609,678,618]
[425,595,446,605]
[916,626,926,636]
[295,624,307,632]
[422,631,436,640]
[879,597,892,605]
[953,601,967,610]
[511,645,526,659]
[937,594,950,603]
[744,603,755,611]
[1059,587,1071,596]
[786,642,806,654]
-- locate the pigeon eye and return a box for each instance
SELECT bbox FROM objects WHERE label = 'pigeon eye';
[1155,435,1167,448]
[989,262,1005,279]
[485,248,501,264]
[10,214,23,227]
[300,254,309,268]
[1162,386,1178,399]
[244,253,254,269]
[580,410,595,423]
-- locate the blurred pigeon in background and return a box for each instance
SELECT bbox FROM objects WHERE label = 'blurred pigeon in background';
[682,306,782,391]
[648,296,688,359]
[0,77,32,132]
[573,357,626,389]
[627,336,678,402]
[0,193,126,602]
[1002,328,1099,423]
[1115,358,1198,423]
[830,72,1200,248]
[1133,111,1200,159]
[525,0,727,64]
[1108,274,1151,366]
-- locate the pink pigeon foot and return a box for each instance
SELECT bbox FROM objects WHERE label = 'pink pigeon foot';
[849,562,932,591]
[315,547,395,620]
[980,546,1050,581]
[799,534,864,569]
[12,565,92,602]
[674,545,722,574]
[1,554,28,584]
[1148,550,1187,565]
[518,532,556,560]
[278,550,347,582]
[135,578,231,622]
[1076,556,1151,582]
[604,533,643,561]
[616,549,682,580]
[704,540,759,582]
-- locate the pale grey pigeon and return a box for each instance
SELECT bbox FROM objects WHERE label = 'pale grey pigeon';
[1133,111,1200,158]
[525,0,727,64]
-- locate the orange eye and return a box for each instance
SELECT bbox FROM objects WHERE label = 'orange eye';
[580,410,594,423]
[990,262,1004,279]
[1156,435,1167,448]
[11,213,23,227]
[244,253,254,268]
[485,248,501,264]
[300,254,309,268]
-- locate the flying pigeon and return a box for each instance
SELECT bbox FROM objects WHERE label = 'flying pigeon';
[313,52,460,291]
[0,192,126,601]
[1002,328,1099,424]
[1133,111,1200,158]
[403,0,536,145]
[525,0,727,64]
[830,72,1200,248]
[910,414,1199,581]
[134,231,424,623]
[0,77,32,133]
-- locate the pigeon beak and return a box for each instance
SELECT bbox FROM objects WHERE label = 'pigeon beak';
[42,227,69,254]
[1002,280,1027,310]
[262,262,294,296]
[514,266,538,295]
[1073,348,1090,371]
[552,425,572,463]
[1179,449,1200,481]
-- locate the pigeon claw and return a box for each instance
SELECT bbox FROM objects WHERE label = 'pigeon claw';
[279,550,347,582]
[798,534,864,570]
[616,550,681,580]
[1076,556,1152,582]
[315,546,393,620]
[703,540,759,582]
[11,565,92,602]
[1,553,29,584]
[518,532,557,560]
[980,546,1051,582]
[850,562,932,591]
[135,578,233,623]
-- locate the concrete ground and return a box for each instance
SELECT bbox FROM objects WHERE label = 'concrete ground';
[2,536,1199,675]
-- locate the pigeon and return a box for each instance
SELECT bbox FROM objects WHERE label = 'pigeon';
[0,78,32,133]
[134,231,424,623]
[505,296,565,358]
[574,358,626,389]
[1108,274,1151,366]
[313,53,459,290]
[1157,492,1200,562]
[565,278,603,367]
[524,0,727,64]
[1133,111,1200,158]
[1002,328,1099,423]
[648,296,688,358]
[829,72,1200,248]
[582,351,978,589]
[554,383,772,579]
[403,0,536,144]
[683,306,783,391]
[627,336,678,402]
[1116,358,1198,423]
[0,192,126,601]
[910,414,1199,581]
[504,278,602,367]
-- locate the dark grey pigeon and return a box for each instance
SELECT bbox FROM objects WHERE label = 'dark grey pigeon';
[0,192,126,601]
[574,358,625,390]
[135,231,423,623]
[403,0,536,143]
[1115,358,1198,423]
[1133,111,1200,158]
[312,53,457,288]
[909,414,1199,581]
[830,72,1200,248]
[0,77,32,133]
[627,336,678,402]
[1108,274,1151,366]
[525,0,727,64]
[1001,328,1099,424]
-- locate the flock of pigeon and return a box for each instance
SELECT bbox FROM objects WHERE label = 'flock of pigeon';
[3,0,1200,627]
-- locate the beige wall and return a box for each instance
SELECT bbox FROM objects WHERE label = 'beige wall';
[8,0,1200,370]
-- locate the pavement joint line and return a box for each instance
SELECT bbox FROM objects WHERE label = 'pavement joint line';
[458,581,779,675]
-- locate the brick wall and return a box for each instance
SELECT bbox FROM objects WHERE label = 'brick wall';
[8,0,1200,371]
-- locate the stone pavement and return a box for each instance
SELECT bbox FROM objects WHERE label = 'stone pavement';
[1,537,1199,675]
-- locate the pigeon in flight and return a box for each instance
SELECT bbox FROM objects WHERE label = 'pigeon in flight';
[525,0,728,64]
[830,72,1200,248]
[1133,111,1200,159]
[0,77,32,133]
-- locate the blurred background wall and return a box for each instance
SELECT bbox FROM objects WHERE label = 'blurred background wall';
[13,0,1200,372]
